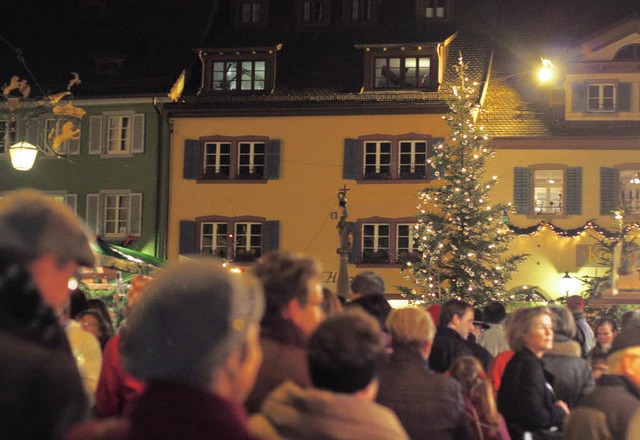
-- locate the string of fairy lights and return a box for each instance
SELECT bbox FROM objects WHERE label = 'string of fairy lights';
[507,220,640,239]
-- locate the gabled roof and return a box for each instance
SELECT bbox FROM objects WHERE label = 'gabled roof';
[565,14,640,61]
[167,0,493,115]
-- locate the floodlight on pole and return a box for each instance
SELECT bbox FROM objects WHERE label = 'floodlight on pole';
[537,58,555,83]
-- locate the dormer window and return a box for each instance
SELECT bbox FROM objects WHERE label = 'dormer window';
[298,0,330,25]
[358,45,438,91]
[199,47,279,94]
[416,0,450,23]
[344,0,377,23]
[236,0,268,26]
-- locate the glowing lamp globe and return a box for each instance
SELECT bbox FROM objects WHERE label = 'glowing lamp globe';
[9,141,38,171]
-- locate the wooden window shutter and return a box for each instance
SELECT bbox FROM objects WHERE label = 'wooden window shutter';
[179,220,197,255]
[129,193,143,236]
[428,137,444,180]
[65,194,78,213]
[183,139,201,179]
[131,113,145,153]
[347,221,360,263]
[565,167,582,215]
[571,84,586,112]
[617,83,632,112]
[513,167,531,215]
[600,167,618,215]
[25,119,40,147]
[88,115,103,154]
[86,193,101,235]
[343,138,360,180]
[263,220,280,253]
[265,139,281,179]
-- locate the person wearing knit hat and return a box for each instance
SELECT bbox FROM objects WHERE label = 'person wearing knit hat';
[564,321,640,439]
[69,259,265,440]
[0,189,95,440]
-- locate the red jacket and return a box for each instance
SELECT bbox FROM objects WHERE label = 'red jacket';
[95,334,145,417]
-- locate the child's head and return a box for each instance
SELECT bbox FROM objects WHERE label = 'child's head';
[449,356,500,426]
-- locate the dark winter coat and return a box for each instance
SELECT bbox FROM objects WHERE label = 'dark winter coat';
[245,314,311,414]
[542,338,595,408]
[0,262,87,440]
[497,348,566,437]
[573,374,640,440]
[377,346,471,440]
[67,382,261,440]
[430,327,474,373]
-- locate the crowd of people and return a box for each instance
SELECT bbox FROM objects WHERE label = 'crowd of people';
[2,188,640,440]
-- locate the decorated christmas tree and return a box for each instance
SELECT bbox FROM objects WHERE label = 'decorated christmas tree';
[401,57,526,306]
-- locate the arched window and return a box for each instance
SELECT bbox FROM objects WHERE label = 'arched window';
[613,44,640,61]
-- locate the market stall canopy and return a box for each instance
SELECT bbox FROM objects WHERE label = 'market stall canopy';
[94,238,164,275]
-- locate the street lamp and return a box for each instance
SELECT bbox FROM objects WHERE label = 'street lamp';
[537,58,555,83]
[8,141,39,171]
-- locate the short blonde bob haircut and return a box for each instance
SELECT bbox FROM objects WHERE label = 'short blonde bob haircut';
[506,306,552,352]
[386,307,436,349]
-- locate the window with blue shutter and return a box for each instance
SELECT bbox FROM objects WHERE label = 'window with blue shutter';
[565,167,582,215]
[184,139,201,179]
[617,83,632,112]
[343,138,360,180]
[600,167,618,215]
[265,139,281,179]
[186,136,280,181]
[179,220,197,255]
[88,112,145,155]
[513,167,531,215]
[263,220,280,253]
[571,83,586,112]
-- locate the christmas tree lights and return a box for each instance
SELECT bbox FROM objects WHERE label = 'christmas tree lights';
[401,57,526,306]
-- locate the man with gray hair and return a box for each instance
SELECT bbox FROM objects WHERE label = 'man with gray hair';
[68,260,265,440]
[0,189,95,440]
[376,307,469,440]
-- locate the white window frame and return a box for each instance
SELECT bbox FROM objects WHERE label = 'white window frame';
[203,142,232,177]
[398,140,427,176]
[86,191,142,238]
[397,223,416,257]
[362,223,390,263]
[619,170,640,215]
[533,169,564,215]
[211,60,266,91]
[234,222,262,260]
[200,222,229,258]
[363,141,392,177]
[237,141,265,176]
[374,56,431,89]
[106,115,132,155]
[587,84,615,112]
[88,111,145,156]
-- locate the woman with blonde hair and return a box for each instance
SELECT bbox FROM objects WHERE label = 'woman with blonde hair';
[449,356,510,440]
[497,306,569,440]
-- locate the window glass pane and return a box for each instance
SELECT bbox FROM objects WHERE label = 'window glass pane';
[533,169,564,214]
[620,170,640,214]
[107,116,130,153]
